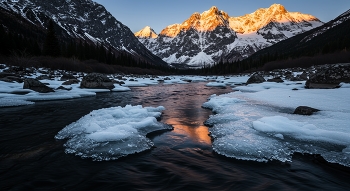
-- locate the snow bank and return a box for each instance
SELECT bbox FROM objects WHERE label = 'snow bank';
[253,116,350,145]
[55,105,172,161]
[204,80,350,166]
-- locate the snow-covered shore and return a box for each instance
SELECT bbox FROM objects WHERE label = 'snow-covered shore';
[0,64,221,107]
[203,80,350,167]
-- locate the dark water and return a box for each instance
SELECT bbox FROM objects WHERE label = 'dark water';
[1,82,349,191]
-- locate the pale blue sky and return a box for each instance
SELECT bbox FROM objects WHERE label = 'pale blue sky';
[94,0,350,33]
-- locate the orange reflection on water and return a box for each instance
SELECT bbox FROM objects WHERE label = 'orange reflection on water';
[164,117,212,145]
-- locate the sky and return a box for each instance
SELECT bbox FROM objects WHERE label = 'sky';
[94,0,350,33]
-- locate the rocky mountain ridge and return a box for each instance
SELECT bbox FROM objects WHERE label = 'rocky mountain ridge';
[0,0,167,66]
[135,4,323,67]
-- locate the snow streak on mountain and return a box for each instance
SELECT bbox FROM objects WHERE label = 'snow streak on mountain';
[0,0,166,66]
[135,4,324,67]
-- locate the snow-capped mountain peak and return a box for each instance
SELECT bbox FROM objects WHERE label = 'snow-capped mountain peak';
[134,26,158,38]
[160,6,231,38]
[136,4,324,67]
[229,4,320,34]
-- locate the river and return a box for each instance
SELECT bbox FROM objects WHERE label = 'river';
[1,82,349,190]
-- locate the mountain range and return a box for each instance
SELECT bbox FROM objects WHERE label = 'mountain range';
[247,7,350,63]
[0,0,167,66]
[135,4,323,68]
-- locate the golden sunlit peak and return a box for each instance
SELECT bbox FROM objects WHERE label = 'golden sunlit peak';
[134,26,158,39]
[268,4,287,13]
[208,6,219,13]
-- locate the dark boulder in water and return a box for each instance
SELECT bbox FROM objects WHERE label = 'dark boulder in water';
[23,78,55,93]
[246,73,266,84]
[267,77,284,83]
[305,64,350,89]
[80,73,114,89]
[293,106,320,115]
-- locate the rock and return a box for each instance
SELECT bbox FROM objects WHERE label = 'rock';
[112,80,125,85]
[305,81,340,89]
[246,73,266,84]
[36,75,51,80]
[267,77,284,83]
[56,86,72,91]
[80,73,115,89]
[0,72,14,78]
[62,79,80,85]
[0,77,14,83]
[299,72,308,80]
[23,78,55,93]
[289,75,303,81]
[293,106,320,115]
[60,73,76,81]
[164,77,171,80]
[0,75,23,83]
[305,64,350,89]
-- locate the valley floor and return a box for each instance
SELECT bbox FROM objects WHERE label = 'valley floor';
[1,63,350,166]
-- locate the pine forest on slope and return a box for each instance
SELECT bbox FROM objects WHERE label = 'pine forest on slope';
[0,0,167,67]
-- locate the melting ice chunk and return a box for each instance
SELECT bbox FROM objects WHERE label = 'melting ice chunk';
[55,105,172,161]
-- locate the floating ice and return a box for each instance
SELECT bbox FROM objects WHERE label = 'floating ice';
[204,81,350,166]
[55,105,172,161]
[205,82,226,87]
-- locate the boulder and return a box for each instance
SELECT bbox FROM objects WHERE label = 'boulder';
[0,74,23,83]
[267,77,284,83]
[0,77,14,83]
[0,72,14,78]
[112,80,125,85]
[56,86,72,91]
[5,76,23,83]
[23,78,54,93]
[299,72,308,80]
[62,79,80,85]
[36,75,51,80]
[293,106,320,115]
[80,73,115,89]
[60,73,77,81]
[246,73,266,84]
[305,64,350,89]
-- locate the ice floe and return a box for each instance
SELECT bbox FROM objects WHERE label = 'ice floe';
[55,105,172,161]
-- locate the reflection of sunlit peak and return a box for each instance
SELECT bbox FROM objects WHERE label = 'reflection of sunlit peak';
[165,118,211,145]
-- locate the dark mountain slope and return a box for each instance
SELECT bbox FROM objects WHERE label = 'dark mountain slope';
[0,0,167,66]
